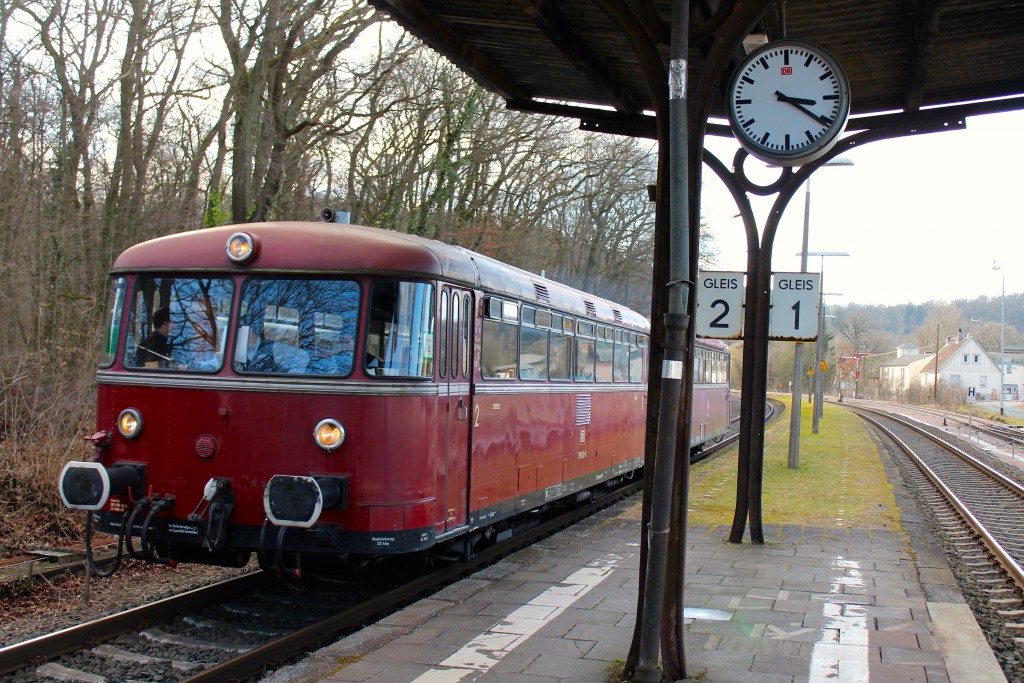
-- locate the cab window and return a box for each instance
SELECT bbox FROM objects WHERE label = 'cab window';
[364,280,435,378]
[124,276,234,372]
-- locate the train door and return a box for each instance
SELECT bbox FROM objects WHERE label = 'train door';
[439,286,473,532]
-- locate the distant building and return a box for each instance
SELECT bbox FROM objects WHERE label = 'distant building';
[1000,346,1024,401]
[879,333,1015,401]
[879,348,934,397]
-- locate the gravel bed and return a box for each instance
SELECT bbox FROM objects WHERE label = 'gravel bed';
[0,558,251,649]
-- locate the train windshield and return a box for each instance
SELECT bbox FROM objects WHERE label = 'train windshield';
[365,280,435,378]
[124,276,234,371]
[233,279,360,376]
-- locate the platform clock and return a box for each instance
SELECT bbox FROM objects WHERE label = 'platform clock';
[727,40,851,166]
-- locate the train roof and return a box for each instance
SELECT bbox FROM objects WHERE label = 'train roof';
[697,338,729,352]
[112,221,649,332]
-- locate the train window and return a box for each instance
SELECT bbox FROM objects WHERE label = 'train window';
[595,339,613,382]
[124,276,234,372]
[502,300,519,322]
[629,340,645,383]
[522,306,536,327]
[575,337,595,382]
[362,280,435,378]
[519,324,548,380]
[613,337,629,382]
[99,277,126,368]
[451,292,459,379]
[536,310,552,329]
[461,294,470,379]
[483,315,517,380]
[486,298,502,320]
[439,291,449,379]
[233,278,360,376]
[562,316,574,335]
[550,327,572,381]
[577,321,595,338]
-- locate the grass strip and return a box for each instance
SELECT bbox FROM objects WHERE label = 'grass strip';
[623,397,902,531]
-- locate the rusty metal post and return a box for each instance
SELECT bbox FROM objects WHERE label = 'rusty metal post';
[635,0,690,679]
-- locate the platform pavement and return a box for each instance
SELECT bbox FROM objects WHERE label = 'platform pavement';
[262,490,1007,683]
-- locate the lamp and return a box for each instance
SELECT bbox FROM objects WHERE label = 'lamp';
[804,253,849,433]
[787,158,854,468]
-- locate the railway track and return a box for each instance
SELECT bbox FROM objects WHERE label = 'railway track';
[849,404,1024,678]
[0,479,645,683]
[1,400,758,683]
[841,397,1024,454]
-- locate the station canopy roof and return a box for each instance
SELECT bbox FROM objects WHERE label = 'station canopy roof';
[367,0,1024,138]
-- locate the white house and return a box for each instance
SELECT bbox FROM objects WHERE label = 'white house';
[998,347,1023,401]
[879,343,935,397]
[916,334,1003,400]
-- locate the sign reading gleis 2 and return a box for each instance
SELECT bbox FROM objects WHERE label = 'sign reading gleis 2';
[696,271,745,339]
[769,272,820,340]
[696,271,820,341]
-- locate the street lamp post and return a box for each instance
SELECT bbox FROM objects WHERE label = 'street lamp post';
[787,158,853,469]
[811,289,844,433]
[804,251,849,433]
[994,260,1005,416]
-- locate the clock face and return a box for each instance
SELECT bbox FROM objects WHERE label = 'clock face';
[727,40,850,166]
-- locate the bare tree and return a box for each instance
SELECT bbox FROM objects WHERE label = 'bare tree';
[215,0,378,222]
[912,302,963,347]
[103,0,208,251]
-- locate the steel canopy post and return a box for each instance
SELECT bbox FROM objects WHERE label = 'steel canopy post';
[788,179,811,467]
[636,0,690,679]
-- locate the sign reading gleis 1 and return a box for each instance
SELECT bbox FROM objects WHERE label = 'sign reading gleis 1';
[769,272,821,340]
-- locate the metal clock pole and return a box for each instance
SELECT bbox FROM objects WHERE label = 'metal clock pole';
[636,0,691,679]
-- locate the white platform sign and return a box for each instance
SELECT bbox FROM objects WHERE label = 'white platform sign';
[696,271,745,339]
[770,272,820,341]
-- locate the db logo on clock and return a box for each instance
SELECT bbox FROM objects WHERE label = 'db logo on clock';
[780,66,793,75]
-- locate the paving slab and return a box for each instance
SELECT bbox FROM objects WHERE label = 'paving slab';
[260,494,1006,683]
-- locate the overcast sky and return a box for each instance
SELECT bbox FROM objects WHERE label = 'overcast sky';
[699,107,1021,308]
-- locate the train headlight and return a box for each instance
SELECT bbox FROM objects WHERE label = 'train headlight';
[117,408,143,440]
[314,418,345,451]
[225,232,256,263]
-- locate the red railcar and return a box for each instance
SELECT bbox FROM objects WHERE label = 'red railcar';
[59,219,729,573]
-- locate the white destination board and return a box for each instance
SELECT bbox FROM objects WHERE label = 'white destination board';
[696,271,745,339]
[770,272,820,341]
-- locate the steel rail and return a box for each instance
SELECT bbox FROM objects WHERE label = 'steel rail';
[180,480,645,682]
[854,410,1024,590]
[862,409,1024,497]
[1,401,759,681]
[0,571,271,676]
[184,398,763,681]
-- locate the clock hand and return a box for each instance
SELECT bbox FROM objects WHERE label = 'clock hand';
[770,91,827,124]
[774,90,818,106]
